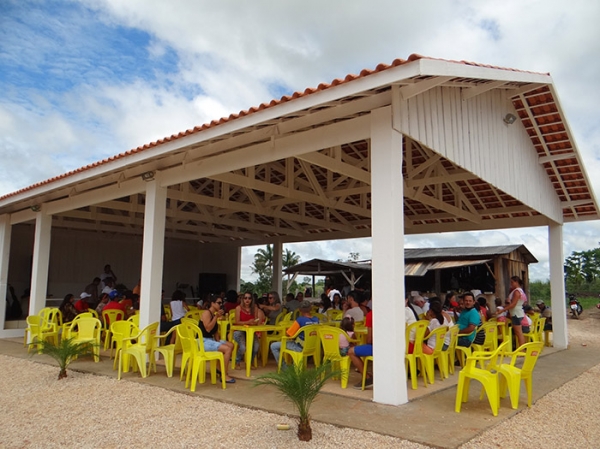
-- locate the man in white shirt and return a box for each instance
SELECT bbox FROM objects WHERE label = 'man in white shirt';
[343,291,365,322]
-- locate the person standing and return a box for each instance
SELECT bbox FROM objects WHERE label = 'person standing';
[84,278,101,309]
[100,264,117,290]
[505,276,527,348]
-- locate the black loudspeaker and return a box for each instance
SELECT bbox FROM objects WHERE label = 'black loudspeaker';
[198,273,226,297]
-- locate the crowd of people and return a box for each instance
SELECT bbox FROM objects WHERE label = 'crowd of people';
[54,268,553,390]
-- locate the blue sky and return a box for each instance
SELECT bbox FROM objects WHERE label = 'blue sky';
[1,0,599,282]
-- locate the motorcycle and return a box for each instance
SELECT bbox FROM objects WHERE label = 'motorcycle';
[567,293,583,319]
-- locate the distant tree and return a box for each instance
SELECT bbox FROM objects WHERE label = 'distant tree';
[564,248,600,291]
[250,245,302,295]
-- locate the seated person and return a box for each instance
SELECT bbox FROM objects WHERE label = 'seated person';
[198,296,235,383]
[59,293,78,323]
[348,308,373,389]
[405,295,418,353]
[284,293,300,314]
[233,292,265,369]
[456,292,481,347]
[423,299,452,353]
[536,300,552,330]
[102,290,127,325]
[343,291,365,322]
[74,292,92,313]
[270,300,319,368]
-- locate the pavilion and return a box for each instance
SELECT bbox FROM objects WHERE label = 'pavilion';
[0,54,597,405]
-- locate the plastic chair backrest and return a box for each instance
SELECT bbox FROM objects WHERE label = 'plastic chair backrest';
[184,309,202,321]
[406,320,429,351]
[27,315,42,335]
[111,320,139,340]
[298,325,320,353]
[102,309,125,329]
[38,307,53,321]
[87,308,99,320]
[480,322,499,350]
[133,322,159,352]
[274,311,286,325]
[448,325,459,351]
[319,326,347,359]
[428,325,449,354]
[326,309,343,321]
[515,341,544,375]
[72,317,101,340]
[42,308,61,331]
[312,312,328,323]
[128,314,139,327]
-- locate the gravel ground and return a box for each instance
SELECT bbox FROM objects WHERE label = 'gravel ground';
[1,313,599,449]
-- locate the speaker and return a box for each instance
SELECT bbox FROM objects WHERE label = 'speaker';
[198,273,226,297]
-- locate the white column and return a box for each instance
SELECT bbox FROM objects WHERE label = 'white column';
[272,240,283,295]
[0,215,12,328]
[370,106,407,405]
[234,245,242,292]
[549,222,567,349]
[139,180,167,329]
[29,208,52,316]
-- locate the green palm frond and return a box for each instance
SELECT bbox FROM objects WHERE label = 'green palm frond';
[30,338,98,379]
[254,362,338,423]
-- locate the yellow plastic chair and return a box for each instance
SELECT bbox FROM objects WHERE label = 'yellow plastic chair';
[102,309,125,350]
[109,320,139,369]
[423,325,449,383]
[117,322,159,379]
[498,341,544,409]
[127,314,139,327]
[471,322,499,354]
[179,318,199,380]
[455,341,510,417]
[312,312,328,323]
[524,317,545,345]
[278,324,321,372]
[151,325,182,378]
[40,308,61,345]
[177,321,226,391]
[496,321,512,349]
[184,309,202,322]
[25,316,58,353]
[361,356,374,390]
[326,309,343,321]
[87,308,99,320]
[69,317,102,362]
[187,304,198,311]
[61,312,93,340]
[446,325,460,375]
[318,326,352,388]
[405,320,429,390]
[163,305,172,322]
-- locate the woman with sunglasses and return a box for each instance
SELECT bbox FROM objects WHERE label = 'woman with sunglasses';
[233,292,265,370]
[199,296,236,383]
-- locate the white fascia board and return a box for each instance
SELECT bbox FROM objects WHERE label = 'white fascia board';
[418,58,554,85]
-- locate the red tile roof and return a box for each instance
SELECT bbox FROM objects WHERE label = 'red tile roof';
[0,54,551,201]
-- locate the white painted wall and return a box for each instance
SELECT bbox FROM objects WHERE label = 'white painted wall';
[398,87,562,223]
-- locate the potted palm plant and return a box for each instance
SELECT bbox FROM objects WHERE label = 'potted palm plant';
[31,338,97,380]
[254,362,337,441]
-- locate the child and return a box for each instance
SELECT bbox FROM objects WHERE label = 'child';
[496,298,508,322]
[339,316,355,356]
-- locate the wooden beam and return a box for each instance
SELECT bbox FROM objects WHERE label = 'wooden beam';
[538,152,577,164]
[404,186,482,224]
[296,152,371,185]
[398,76,453,100]
[461,80,507,101]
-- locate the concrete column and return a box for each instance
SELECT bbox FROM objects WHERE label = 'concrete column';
[29,208,52,316]
[370,105,407,405]
[139,180,167,329]
[0,215,12,328]
[272,240,283,295]
[549,222,567,349]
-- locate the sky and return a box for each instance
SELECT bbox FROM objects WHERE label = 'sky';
[1,0,599,282]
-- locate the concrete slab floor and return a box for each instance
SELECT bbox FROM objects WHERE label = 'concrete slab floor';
[3,338,598,449]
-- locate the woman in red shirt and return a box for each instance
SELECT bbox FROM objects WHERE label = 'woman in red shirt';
[233,292,265,370]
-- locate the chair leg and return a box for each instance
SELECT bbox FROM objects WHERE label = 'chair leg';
[455,373,466,413]
[219,358,226,389]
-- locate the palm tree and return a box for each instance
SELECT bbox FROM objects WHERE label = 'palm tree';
[283,249,301,293]
[254,362,337,441]
[32,338,97,380]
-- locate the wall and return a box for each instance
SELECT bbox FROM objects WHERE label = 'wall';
[7,224,241,302]
[397,87,563,222]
